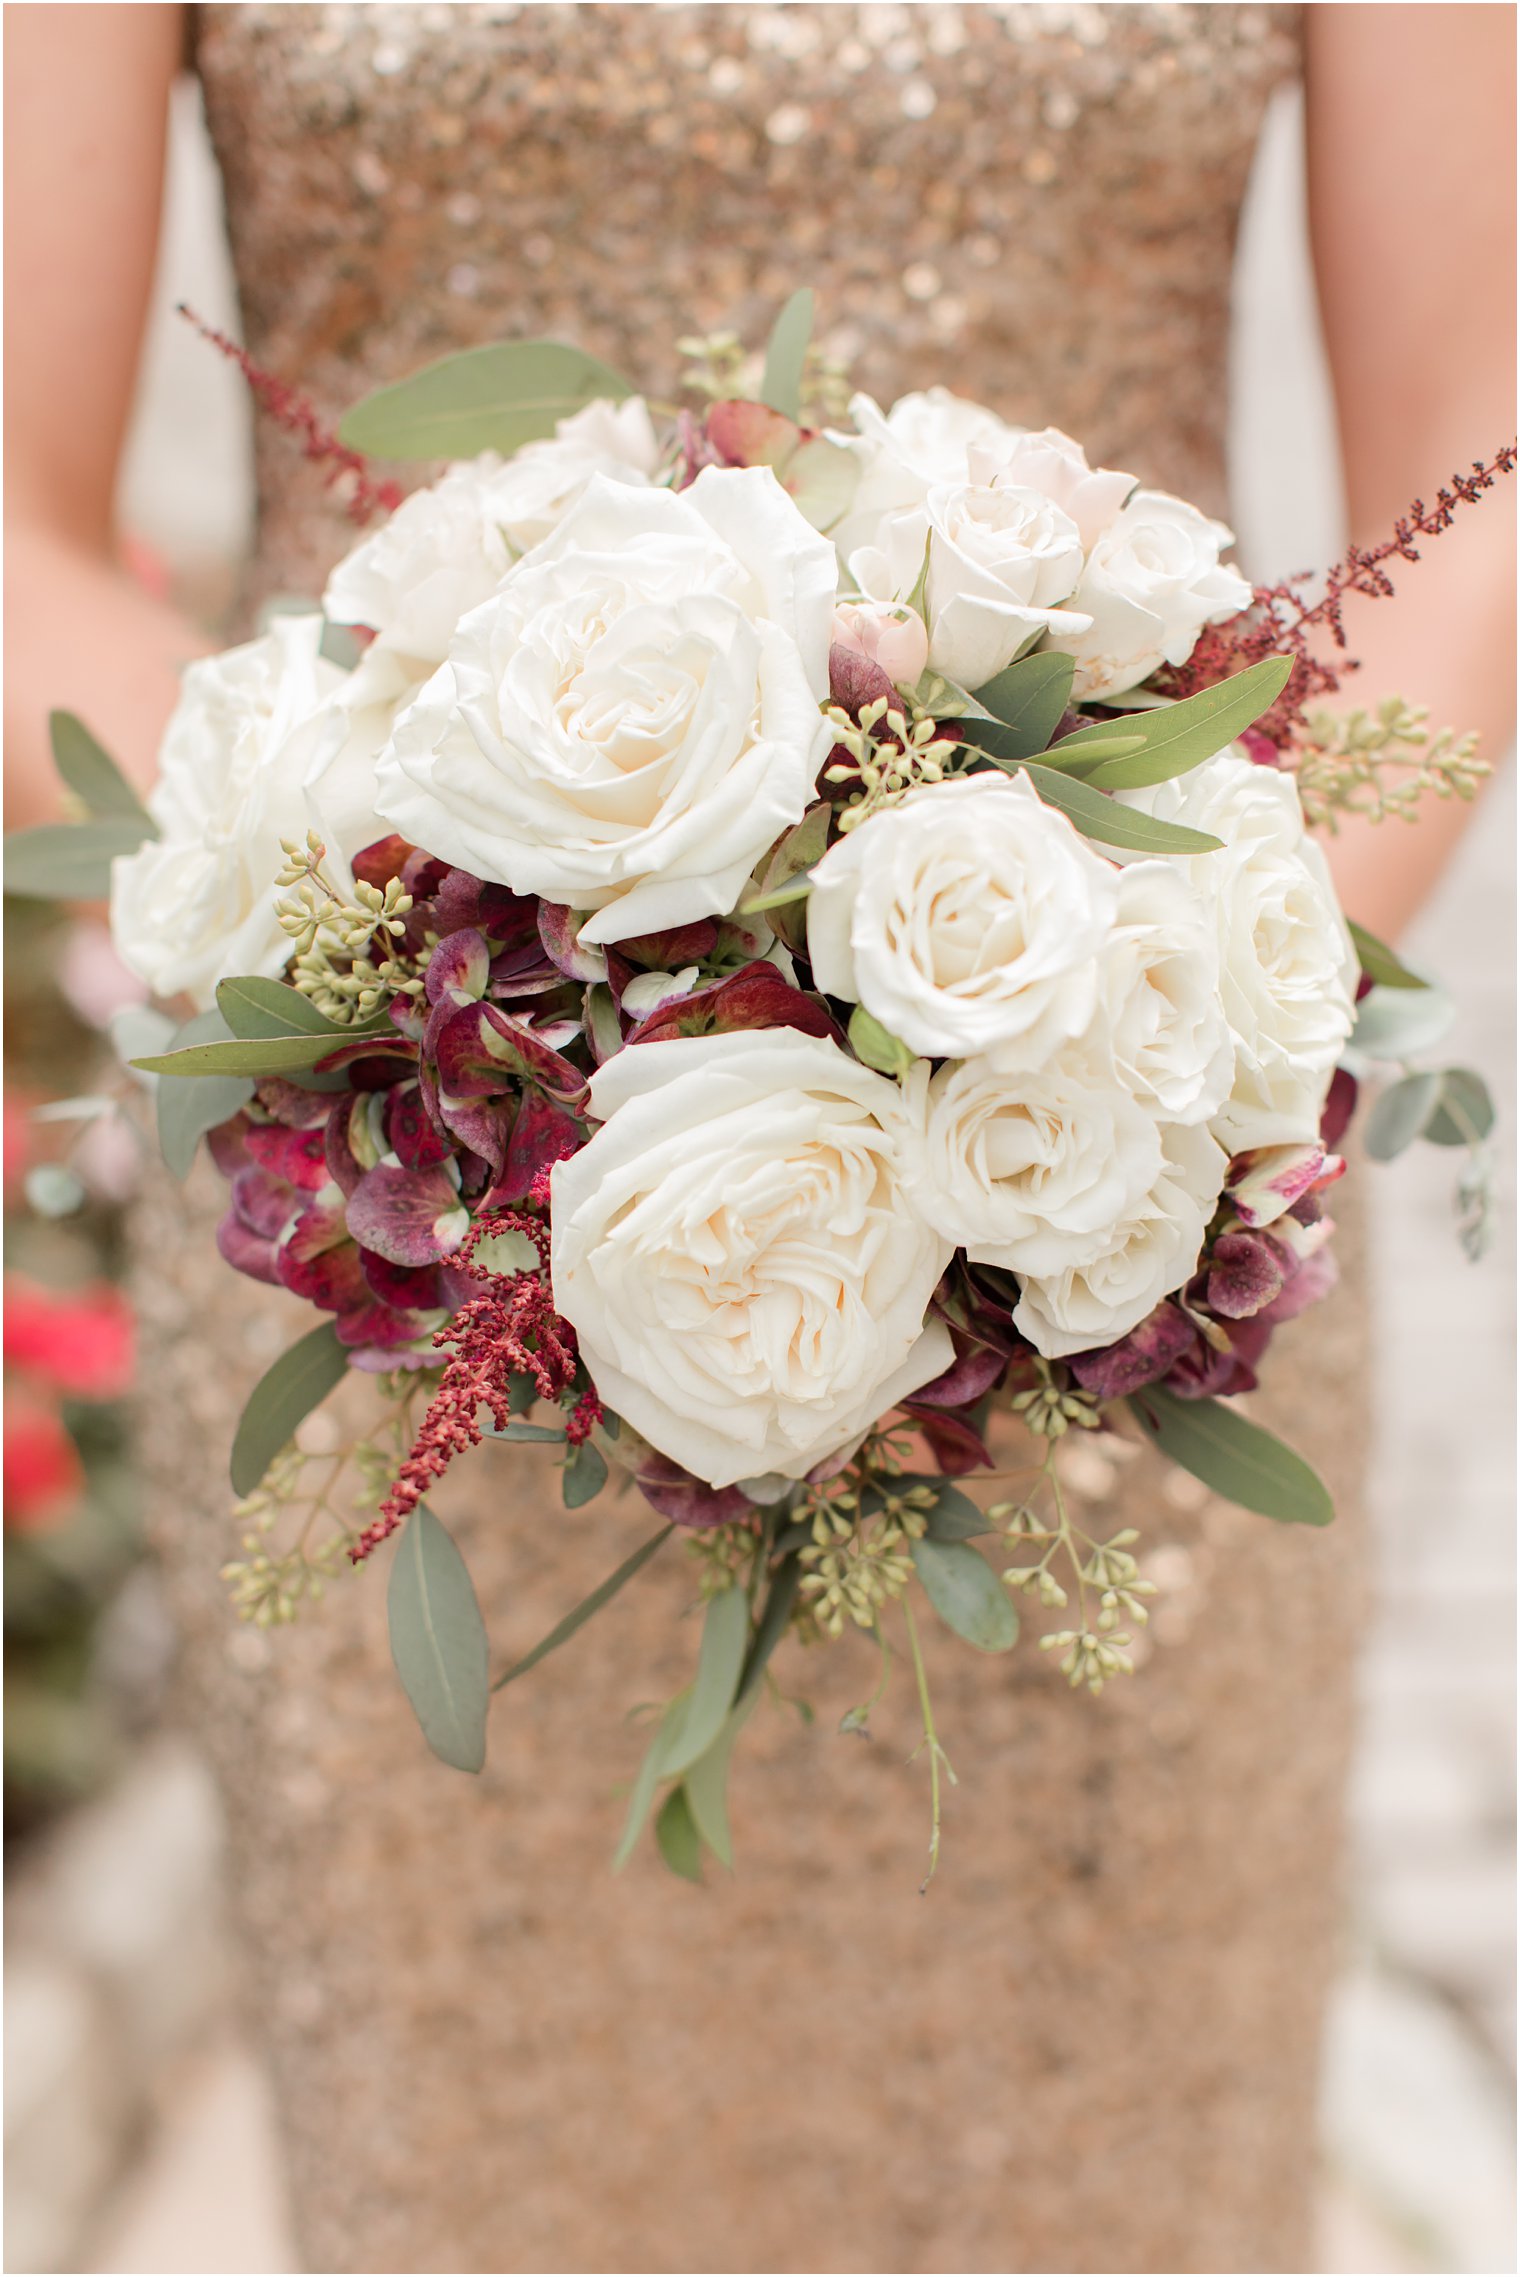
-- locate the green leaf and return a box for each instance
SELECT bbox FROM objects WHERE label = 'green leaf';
[132,1034,364,1080]
[758,288,813,421]
[1048,656,1295,789]
[1128,1386,1333,1526]
[156,1010,254,1179]
[216,975,350,1039]
[967,653,1075,758]
[338,340,635,460]
[736,1552,801,1707]
[1363,1070,1443,1163]
[613,1698,687,1872]
[3,817,153,900]
[1422,1067,1495,1149]
[1018,763,1224,854]
[1347,920,1428,992]
[562,1436,608,1509]
[682,1700,755,1870]
[387,1501,490,1775]
[229,1322,349,1497]
[920,1484,991,1541]
[654,1786,705,1883]
[911,1536,1018,1651]
[657,1585,751,1780]
[847,1004,916,1078]
[485,1419,566,1445]
[492,1524,673,1694]
[738,873,814,916]
[49,713,156,829]
[1350,982,1456,1063]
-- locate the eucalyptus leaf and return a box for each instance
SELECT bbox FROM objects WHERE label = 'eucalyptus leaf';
[1018,763,1224,854]
[1422,1067,1495,1149]
[1363,1070,1443,1163]
[339,340,635,459]
[1128,1386,1333,1526]
[657,1585,751,1780]
[157,1010,253,1179]
[737,1553,801,1707]
[1049,655,1295,789]
[562,1436,608,1509]
[492,1524,673,1693]
[758,288,813,421]
[49,712,156,829]
[1350,982,1456,1064]
[683,1696,758,1869]
[133,1034,365,1081]
[110,1005,177,1078]
[654,1786,705,1883]
[387,1501,490,1775]
[613,1697,687,1873]
[1347,920,1428,992]
[967,652,1075,757]
[216,975,353,1039]
[4,818,153,900]
[921,1485,991,1541]
[484,1419,566,1445]
[229,1322,348,1497]
[911,1536,1018,1651]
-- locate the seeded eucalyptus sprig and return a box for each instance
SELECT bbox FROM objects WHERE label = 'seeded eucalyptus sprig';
[273,831,424,1022]
[1291,698,1488,832]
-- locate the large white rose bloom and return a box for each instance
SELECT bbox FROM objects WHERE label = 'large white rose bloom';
[902,1048,1182,1279]
[110,615,375,1011]
[1120,752,1358,1151]
[830,386,1018,561]
[806,772,1119,1063]
[374,468,836,944]
[322,400,660,668]
[1010,1119,1228,1358]
[1094,859,1235,1125]
[1044,489,1252,700]
[551,1031,955,1488]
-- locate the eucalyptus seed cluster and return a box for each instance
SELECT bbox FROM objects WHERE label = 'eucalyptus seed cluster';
[273,833,423,1023]
[686,1522,759,1602]
[221,1450,348,1627]
[800,343,853,424]
[1039,1626,1135,1694]
[676,330,748,401]
[795,1477,931,1640]
[1011,1360,1102,1440]
[823,697,962,833]
[994,1497,1156,1696]
[1293,698,1487,833]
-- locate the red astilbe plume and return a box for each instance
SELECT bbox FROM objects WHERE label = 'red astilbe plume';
[1161,445,1518,747]
[178,304,405,526]
[351,1207,580,1562]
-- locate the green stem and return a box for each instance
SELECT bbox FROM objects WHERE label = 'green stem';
[902,1596,955,1892]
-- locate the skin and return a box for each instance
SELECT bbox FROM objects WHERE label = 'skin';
[4,2,1514,940]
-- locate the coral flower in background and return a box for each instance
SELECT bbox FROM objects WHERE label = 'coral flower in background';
[4,1278,136,1402]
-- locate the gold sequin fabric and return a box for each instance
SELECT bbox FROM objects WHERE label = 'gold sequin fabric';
[196,1,1300,614]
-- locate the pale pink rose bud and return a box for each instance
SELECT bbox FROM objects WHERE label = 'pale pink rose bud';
[830,599,929,690]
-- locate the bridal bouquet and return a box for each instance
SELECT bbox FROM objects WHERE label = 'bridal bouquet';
[9,295,1506,1880]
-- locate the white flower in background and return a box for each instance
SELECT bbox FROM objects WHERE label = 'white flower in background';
[110,615,361,1011]
[1010,1119,1228,1358]
[550,1030,955,1488]
[1095,860,1235,1125]
[830,598,929,690]
[374,468,836,944]
[830,385,1018,560]
[1119,752,1358,1151]
[322,399,660,665]
[902,1048,1174,1278]
[851,452,1091,690]
[1044,489,1253,700]
[806,772,1119,1064]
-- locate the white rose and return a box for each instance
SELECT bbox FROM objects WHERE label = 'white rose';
[550,1030,955,1487]
[985,426,1137,549]
[805,772,1119,1064]
[322,401,660,666]
[1120,753,1358,1150]
[1010,1120,1228,1358]
[851,454,1091,691]
[110,615,359,1010]
[902,1048,1173,1278]
[374,467,836,944]
[1044,490,1253,700]
[830,385,1018,560]
[1093,859,1235,1125]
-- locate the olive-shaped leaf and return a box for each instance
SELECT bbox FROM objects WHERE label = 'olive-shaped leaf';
[1049,655,1295,789]
[387,1501,490,1775]
[339,340,634,460]
[911,1537,1019,1652]
[229,1322,349,1497]
[657,1585,751,1779]
[49,712,156,829]
[758,288,814,421]
[4,818,154,900]
[562,1436,608,1509]
[1347,920,1428,992]
[1018,763,1224,854]
[967,653,1076,757]
[1128,1386,1333,1526]
[654,1786,705,1883]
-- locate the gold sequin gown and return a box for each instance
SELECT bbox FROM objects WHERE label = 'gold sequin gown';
[139,7,1368,2269]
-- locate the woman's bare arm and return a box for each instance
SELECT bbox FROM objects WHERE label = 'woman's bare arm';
[4,2,206,830]
[1305,3,1516,942]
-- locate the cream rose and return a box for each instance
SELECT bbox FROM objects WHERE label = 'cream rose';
[1044,490,1253,700]
[374,468,837,944]
[1010,1119,1228,1358]
[110,615,362,1010]
[550,1030,955,1487]
[1120,753,1358,1150]
[805,772,1119,1064]
[1094,859,1235,1125]
[830,386,1019,561]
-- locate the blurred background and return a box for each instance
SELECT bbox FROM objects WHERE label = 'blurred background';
[3,67,1515,2277]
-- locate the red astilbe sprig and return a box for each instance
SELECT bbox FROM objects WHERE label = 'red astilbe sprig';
[351,1206,580,1563]
[1161,445,1518,747]
[177,303,405,526]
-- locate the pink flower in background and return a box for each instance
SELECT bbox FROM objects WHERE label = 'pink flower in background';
[3,1398,83,1531]
[4,1278,135,1402]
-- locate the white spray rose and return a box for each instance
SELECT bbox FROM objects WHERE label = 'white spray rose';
[986,426,1137,549]
[830,598,929,690]
[902,1048,1174,1279]
[1044,489,1253,700]
[806,772,1119,1064]
[110,615,366,1011]
[474,396,661,553]
[374,468,836,944]
[1094,859,1235,1125]
[830,386,1019,560]
[1010,1119,1228,1358]
[550,1030,955,1488]
[1120,752,1358,1150]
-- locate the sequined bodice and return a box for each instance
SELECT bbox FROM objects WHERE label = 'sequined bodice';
[196,2,1299,608]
